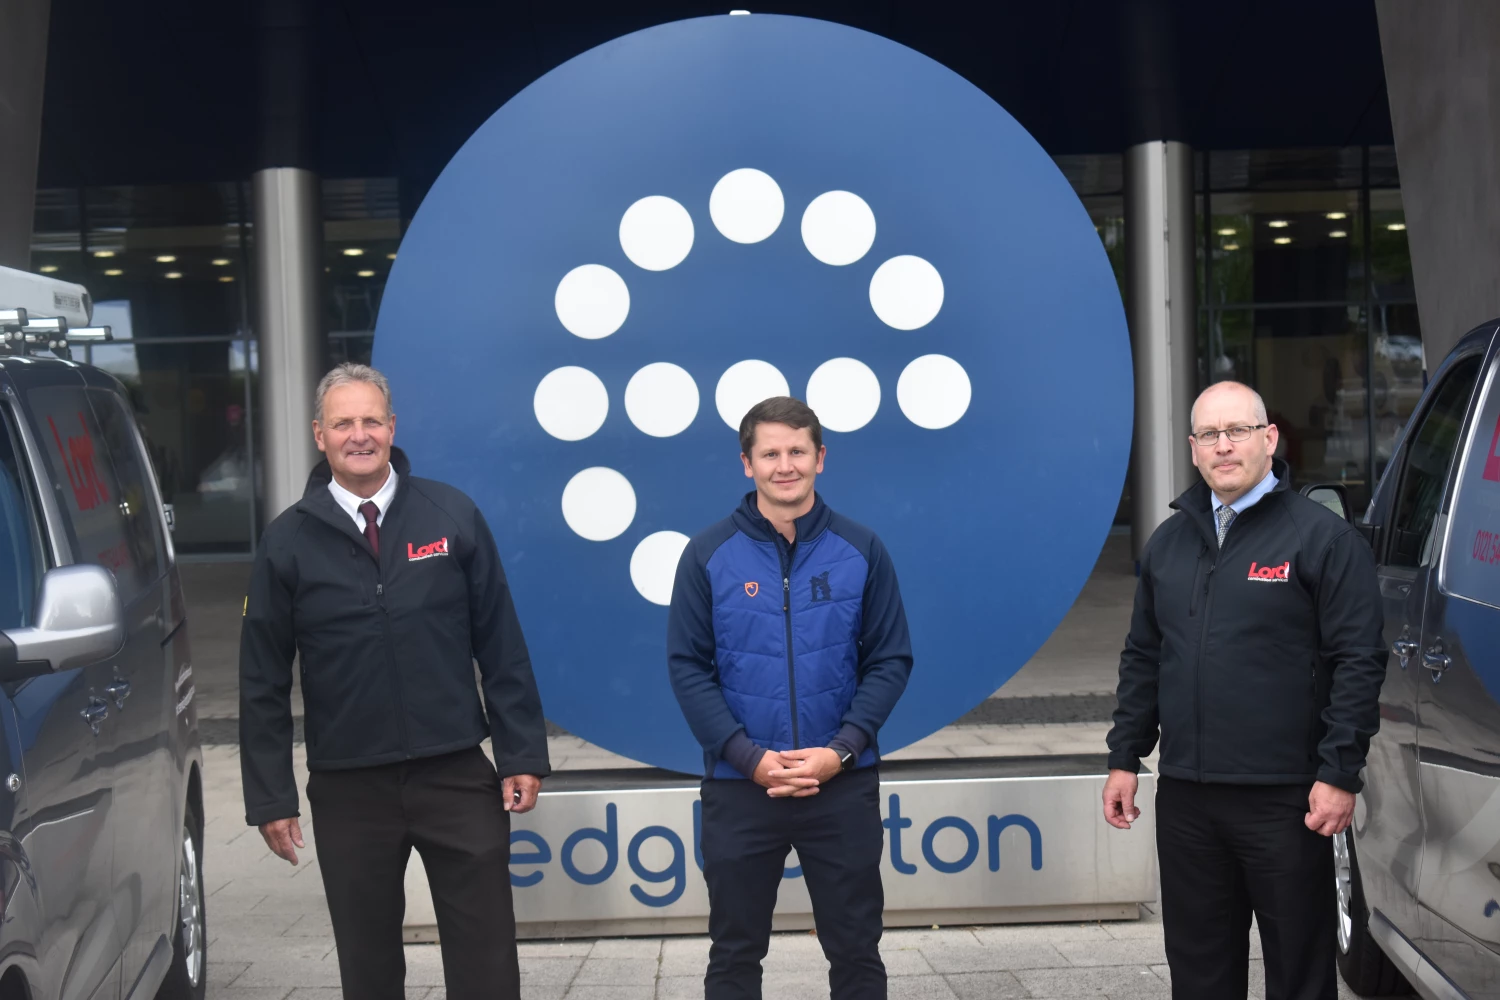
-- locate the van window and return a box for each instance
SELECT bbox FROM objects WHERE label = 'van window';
[87,389,165,588]
[1387,355,1483,569]
[1443,354,1500,607]
[26,385,151,604]
[0,405,45,629]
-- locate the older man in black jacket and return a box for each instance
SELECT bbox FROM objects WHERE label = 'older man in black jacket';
[240,362,548,1000]
[1104,380,1385,1000]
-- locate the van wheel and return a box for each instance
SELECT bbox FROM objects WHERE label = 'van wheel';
[155,799,207,1000]
[1334,828,1411,996]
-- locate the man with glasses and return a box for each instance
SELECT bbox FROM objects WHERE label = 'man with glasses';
[1103,380,1385,999]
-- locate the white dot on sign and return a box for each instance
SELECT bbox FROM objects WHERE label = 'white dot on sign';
[554,264,629,339]
[715,360,791,430]
[801,191,876,266]
[869,255,944,330]
[561,468,636,541]
[619,196,694,272]
[630,531,692,605]
[533,367,609,441]
[805,358,881,432]
[710,169,784,244]
[625,363,700,437]
[897,354,972,429]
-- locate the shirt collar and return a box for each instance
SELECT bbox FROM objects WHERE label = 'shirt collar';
[1213,467,1278,516]
[327,463,399,520]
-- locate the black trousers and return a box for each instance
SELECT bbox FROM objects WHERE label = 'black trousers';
[699,766,886,1000]
[1156,776,1337,1000]
[307,745,519,1000]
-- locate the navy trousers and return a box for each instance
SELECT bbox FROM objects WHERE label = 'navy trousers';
[699,766,886,1000]
[1157,776,1337,1000]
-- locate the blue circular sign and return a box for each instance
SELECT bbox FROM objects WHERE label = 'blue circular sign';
[375,14,1131,774]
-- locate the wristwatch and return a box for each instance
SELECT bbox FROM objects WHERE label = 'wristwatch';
[837,749,857,772]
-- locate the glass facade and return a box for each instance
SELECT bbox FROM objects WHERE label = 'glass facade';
[29,179,401,554]
[1066,146,1419,522]
[29,149,1420,553]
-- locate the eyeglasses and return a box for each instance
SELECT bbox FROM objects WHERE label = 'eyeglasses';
[1192,424,1267,447]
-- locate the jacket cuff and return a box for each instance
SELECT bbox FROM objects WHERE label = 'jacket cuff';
[245,803,300,827]
[1316,767,1363,794]
[1106,751,1142,774]
[827,723,870,759]
[495,758,552,780]
[721,731,767,779]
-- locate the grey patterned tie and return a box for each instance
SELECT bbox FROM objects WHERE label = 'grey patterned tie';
[1215,505,1237,546]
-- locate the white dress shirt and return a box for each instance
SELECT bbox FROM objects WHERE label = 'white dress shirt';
[327,464,399,533]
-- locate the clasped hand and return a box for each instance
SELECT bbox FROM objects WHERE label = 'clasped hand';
[753,747,843,798]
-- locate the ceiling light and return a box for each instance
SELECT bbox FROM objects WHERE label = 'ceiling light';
[39,265,59,273]
[1267,220,1290,228]
[1274,237,1292,245]
[219,275,235,283]
[104,268,123,276]
[1222,243,1240,251]
[386,253,397,260]
[212,258,231,266]
[155,254,177,263]
[1217,228,1236,236]
[164,271,182,279]
[730,9,751,14]
[1326,212,1347,220]
[93,250,116,258]
[1329,230,1348,239]
[342,248,365,257]
[357,269,376,278]
[1388,222,1407,231]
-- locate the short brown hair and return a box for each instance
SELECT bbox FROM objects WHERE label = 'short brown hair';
[739,396,823,456]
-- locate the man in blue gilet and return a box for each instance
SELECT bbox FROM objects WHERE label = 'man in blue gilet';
[668,396,914,1000]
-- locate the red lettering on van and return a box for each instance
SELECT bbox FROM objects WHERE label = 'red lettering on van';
[47,413,110,511]
[1484,411,1500,482]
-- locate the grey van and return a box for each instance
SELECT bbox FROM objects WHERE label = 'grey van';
[0,353,206,1000]
[1328,322,1500,999]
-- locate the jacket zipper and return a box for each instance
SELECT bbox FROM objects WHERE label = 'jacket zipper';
[781,543,799,750]
[374,565,411,757]
[1195,552,1216,780]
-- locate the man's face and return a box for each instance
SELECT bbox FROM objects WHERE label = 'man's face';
[741,422,825,510]
[1190,386,1277,501]
[314,382,395,484]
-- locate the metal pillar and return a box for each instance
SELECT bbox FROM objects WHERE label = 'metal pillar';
[252,0,323,521]
[253,168,323,518]
[1124,141,1197,556]
[0,0,51,269]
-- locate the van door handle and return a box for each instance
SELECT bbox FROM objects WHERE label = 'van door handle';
[1391,639,1418,668]
[105,677,131,709]
[1423,640,1452,683]
[80,698,108,735]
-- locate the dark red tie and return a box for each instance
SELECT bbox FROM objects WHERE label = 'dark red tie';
[359,501,380,556]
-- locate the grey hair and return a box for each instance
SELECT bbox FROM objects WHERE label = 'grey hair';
[1191,380,1268,429]
[315,363,393,423]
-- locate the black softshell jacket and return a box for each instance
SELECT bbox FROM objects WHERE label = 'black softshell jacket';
[1106,460,1385,792]
[240,448,550,826]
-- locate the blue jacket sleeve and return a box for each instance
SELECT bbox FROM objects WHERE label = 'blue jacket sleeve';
[841,533,913,746]
[666,536,749,763]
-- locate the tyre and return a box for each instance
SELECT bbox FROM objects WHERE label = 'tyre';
[1335,827,1412,996]
[155,798,207,1000]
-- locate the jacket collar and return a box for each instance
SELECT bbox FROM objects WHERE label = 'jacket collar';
[296,447,413,553]
[731,490,831,545]
[1170,457,1292,543]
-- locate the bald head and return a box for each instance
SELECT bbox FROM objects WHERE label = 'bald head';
[1189,380,1278,504]
[1191,381,1267,430]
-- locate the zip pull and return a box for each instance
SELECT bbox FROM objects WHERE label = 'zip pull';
[783,577,790,611]
[376,583,384,597]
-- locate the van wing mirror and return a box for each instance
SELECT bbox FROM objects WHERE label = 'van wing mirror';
[0,565,124,680]
[1301,483,1353,523]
